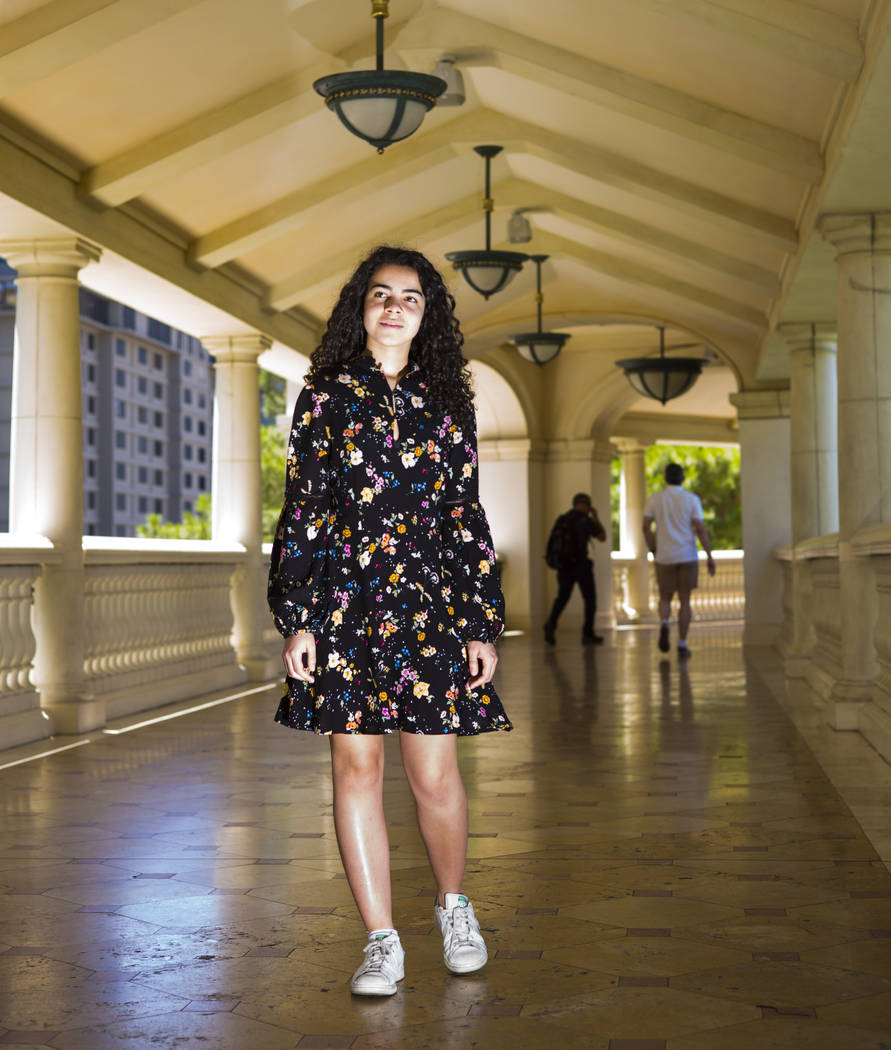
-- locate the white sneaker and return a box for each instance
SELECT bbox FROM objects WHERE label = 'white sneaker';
[434,893,488,974]
[349,932,404,996]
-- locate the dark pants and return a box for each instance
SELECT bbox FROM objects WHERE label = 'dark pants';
[546,559,596,635]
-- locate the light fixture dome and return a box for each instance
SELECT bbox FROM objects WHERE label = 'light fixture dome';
[510,255,570,365]
[431,55,465,106]
[445,146,528,298]
[313,1,446,153]
[616,327,707,404]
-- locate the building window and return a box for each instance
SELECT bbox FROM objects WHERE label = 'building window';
[115,338,126,357]
[116,525,127,536]
[154,382,163,399]
[154,498,163,513]
[184,472,193,488]
[86,459,96,477]
[86,396,96,415]
[137,377,148,395]
[197,420,206,436]
[184,359,192,376]
[87,492,96,510]
[184,416,193,432]
[153,351,163,370]
[115,399,126,418]
[86,428,96,447]
[198,394,206,409]
[122,306,136,330]
[154,411,163,428]
[138,406,148,424]
[197,447,206,463]
[197,475,206,491]
[138,346,148,365]
[184,500,193,513]
[87,363,96,383]
[115,369,126,387]
[86,332,96,350]
[116,432,127,449]
[154,440,163,457]
[183,388,192,405]
[116,463,127,480]
[138,466,148,484]
[116,493,127,511]
[184,444,193,460]
[138,496,148,514]
[137,436,148,454]
[154,469,163,485]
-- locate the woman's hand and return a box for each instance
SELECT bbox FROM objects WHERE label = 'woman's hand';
[467,640,498,690]
[283,632,317,683]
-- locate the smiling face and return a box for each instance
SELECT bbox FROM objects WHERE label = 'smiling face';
[363,264,426,358]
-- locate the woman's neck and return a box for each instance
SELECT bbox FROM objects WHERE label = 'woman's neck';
[365,347,410,389]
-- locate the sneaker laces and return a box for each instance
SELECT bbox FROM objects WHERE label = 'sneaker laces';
[360,937,394,975]
[447,905,480,950]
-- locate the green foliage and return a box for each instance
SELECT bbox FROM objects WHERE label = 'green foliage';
[137,491,212,539]
[262,421,288,543]
[611,444,742,551]
[259,369,286,423]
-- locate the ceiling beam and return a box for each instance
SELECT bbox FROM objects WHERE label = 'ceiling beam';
[77,27,390,207]
[186,107,502,268]
[492,114,798,252]
[0,0,210,99]
[516,231,767,329]
[189,107,798,269]
[265,194,484,311]
[393,7,822,181]
[495,178,778,295]
[623,0,862,82]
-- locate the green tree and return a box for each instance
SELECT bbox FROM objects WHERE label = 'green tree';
[262,421,287,543]
[259,368,285,423]
[138,491,212,539]
[612,444,742,551]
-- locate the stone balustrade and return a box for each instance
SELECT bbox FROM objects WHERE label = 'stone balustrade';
[776,526,891,761]
[611,550,744,624]
[0,537,59,748]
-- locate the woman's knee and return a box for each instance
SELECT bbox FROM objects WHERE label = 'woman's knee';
[330,737,385,789]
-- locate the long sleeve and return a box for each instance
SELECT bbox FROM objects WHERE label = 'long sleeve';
[267,383,333,637]
[439,411,505,643]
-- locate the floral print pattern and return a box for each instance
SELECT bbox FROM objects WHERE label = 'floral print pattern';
[268,355,512,736]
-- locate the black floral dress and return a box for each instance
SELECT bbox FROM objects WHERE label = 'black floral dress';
[267,355,512,736]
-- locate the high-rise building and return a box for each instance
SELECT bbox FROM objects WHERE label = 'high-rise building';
[0,261,214,536]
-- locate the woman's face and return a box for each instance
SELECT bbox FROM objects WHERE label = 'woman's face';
[363,264,425,356]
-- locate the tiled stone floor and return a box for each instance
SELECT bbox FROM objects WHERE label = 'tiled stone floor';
[2,626,891,1049]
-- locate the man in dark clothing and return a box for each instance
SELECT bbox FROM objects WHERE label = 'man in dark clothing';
[544,492,607,645]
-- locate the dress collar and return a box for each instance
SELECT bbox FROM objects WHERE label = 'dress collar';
[346,354,422,384]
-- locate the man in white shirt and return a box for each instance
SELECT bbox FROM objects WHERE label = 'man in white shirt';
[642,463,715,659]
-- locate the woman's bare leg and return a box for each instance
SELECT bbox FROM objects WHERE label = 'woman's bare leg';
[329,735,392,931]
[399,733,467,907]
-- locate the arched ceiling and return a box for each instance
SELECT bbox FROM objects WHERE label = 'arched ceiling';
[0,0,886,388]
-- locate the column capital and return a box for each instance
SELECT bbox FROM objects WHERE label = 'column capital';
[544,438,615,463]
[819,212,891,256]
[613,438,648,455]
[0,238,101,277]
[203,333,272,363]
[730,389,790,420]
[779,322,837,356]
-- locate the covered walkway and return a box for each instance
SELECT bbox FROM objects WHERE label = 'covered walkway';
[2,626,890,1049]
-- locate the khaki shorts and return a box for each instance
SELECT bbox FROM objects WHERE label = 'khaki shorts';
[655,560,699,599]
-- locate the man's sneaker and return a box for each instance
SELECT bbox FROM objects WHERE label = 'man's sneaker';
[582,632,604,645]
[678,644,691,659]
[434,893,488,974]
[544,622,556,646]
[658,623,670,652]
[349,932,404,996]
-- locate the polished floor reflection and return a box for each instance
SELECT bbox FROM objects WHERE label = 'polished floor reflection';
[2,627,891,1049]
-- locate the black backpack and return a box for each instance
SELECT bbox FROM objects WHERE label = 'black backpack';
[545,512,574,570]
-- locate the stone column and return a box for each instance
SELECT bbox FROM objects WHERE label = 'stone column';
[205,333,275,680]
[817,213,891,717]
[729,389,792,646]
[591,439,617,632]
[616,439,652,622]
[1,238,104,733]
[780,323,839,669]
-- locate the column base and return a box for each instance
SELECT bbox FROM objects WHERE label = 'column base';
[0,707,54,750]
[45,698,107,734]
[238,652,282,682]
[784,653,811,679]
[859,697,891,764]
[742,623,782,646]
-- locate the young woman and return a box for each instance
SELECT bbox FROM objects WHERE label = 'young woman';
[267,245,512,996]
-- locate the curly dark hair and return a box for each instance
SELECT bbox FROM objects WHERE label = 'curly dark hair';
[306,245,475,428]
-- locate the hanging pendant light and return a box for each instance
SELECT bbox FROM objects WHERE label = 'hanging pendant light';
[510,255,570,365]
[313,1,446,154]
[445,146,528,298]
[616,327,706,404]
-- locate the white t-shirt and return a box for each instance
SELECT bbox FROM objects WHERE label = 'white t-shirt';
[643,486,703,565]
